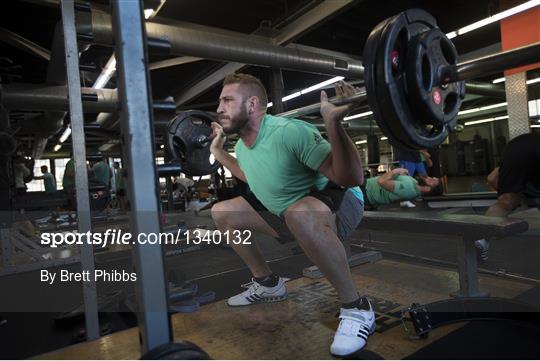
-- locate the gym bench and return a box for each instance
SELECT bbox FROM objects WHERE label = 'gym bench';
[359,211,529,298]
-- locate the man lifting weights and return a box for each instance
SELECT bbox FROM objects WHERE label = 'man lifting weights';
[209,73,371,356]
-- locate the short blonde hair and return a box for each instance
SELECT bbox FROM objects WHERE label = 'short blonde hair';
[222,73,268,109]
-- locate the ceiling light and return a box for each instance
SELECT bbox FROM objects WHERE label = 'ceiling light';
[355,140,367,145]
[93,56,116,90]
[380,136,388,141]
[144,9,154,19]
[458,102,507,115]
[268,77,345,108]
[491,76,540,85]
[344,111,373,121]
[531,124,540,128]
[301,76,344,94]
[59,127,71,143]
[282,91,301,102]
[446,0,540,39]
[464,115,508,126]
[53,144,62,152]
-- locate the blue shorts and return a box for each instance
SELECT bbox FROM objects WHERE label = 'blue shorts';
[400,160,427,177]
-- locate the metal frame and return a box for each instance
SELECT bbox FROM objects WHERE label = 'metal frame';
[0,227,80,276]
[110,0,172,353]
[452,236,489,298]
[60,0,99,341]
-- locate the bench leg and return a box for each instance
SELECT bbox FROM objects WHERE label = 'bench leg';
[1,228,12,267]
[451,236,489,298]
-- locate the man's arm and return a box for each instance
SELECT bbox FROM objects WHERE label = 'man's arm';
[420,149,433,167]
[318,82,364,186]
[486,167,499,190]
[376,168,409,192]
[209,122,247,183]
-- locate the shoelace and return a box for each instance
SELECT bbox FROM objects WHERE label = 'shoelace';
[336,316,368,336]
[336,310,371,336]
[244,279,261,295]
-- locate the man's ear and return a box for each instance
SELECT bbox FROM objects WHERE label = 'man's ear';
[248,96,259,113]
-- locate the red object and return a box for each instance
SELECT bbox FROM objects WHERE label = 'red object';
[500,2,540,76]
[390,50,400,70]
[433,90,442,105]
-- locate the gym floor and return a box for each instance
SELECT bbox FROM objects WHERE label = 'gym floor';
[1,203,539,359]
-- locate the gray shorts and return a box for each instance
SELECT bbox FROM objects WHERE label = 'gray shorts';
[241,186,364,244]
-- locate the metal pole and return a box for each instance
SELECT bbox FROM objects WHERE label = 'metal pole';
[277,89,368,118]
[60,0,99,341]
[77,9,364,79]
[270,68,285,114]
[449,42,540,83]
[1,84,118,112]
[110,0,172,353]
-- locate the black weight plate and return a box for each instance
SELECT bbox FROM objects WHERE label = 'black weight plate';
[141,341,211,360]
[406,27,465,126]
[363,15,413,151]
[166,110,222,176]
[375,9,445,150]
[375,9,452,150]
[373,12,422,149]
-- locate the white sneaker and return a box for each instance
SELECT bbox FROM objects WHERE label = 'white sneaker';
[331,303,376,357]
[474,239,490,261]
[227,278,287,307]
[400,200,416,208]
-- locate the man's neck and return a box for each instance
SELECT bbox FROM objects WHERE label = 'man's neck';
[239,113,265,147]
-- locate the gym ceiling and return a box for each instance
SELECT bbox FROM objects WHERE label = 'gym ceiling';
[2,0,537,156]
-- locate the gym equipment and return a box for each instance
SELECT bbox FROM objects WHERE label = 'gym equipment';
[4,9,540,160]
[403,298,540,339]
[359,211,528,297]
[166,110,224,176]
[140,342,211,360]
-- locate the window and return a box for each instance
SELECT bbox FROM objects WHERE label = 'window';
[26,159,51,192]
[54,158,71,190]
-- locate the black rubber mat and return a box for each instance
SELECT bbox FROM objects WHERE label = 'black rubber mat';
[405,287,540,359]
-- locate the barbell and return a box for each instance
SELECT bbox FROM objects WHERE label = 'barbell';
[167,8,540,171]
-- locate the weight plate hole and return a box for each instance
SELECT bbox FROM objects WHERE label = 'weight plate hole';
[440,38,457,64]
[421,54,432,91]
[190,118,204,126]
[444,92,458,114]
[172,136,187,159]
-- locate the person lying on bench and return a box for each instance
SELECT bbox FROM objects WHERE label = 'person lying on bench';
[362,167,441,210]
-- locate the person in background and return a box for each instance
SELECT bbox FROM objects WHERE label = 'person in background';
[34,165,57,194]
[91,155,111,189]
[13,156,31,196]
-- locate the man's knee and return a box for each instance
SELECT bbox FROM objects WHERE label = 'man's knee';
[211,200,239,226]
[284,197,333,234]
[497,193,522,211]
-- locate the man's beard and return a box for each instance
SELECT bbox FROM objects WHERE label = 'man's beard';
[222,106,249,135]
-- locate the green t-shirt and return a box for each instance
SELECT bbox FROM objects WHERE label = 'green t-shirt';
[92,161,110,187]
[43,172,57,193]
[366,175,420,206]
[62,159,75,189]
[235,114,331,215]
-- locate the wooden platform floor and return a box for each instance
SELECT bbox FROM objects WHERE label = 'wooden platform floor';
[37,259,532,360]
